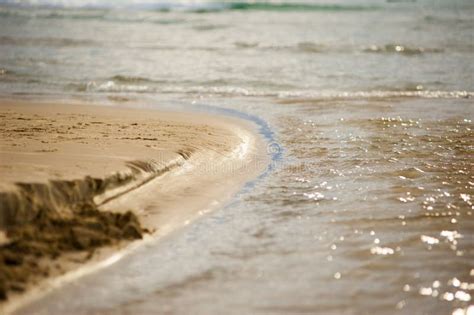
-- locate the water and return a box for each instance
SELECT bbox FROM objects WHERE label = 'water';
[1,0,473,314]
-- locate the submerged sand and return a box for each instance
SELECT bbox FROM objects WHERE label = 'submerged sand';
[0,99,267,312]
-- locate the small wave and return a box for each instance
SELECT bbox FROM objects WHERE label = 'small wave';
[75,80,474,101]
[221,2,378,12]
[179,88,473,100]
[109,75,156,84]
[192,23,229,31]
[237,42,329,54]
[275,90,473,101]
[0,35,97,47]
[0,68,44,84]
[235,41,444,56]
[234,41,259,49]
[0,6,108,20]
[295,42,326,53]
[71,77,473,100]
[75,81,151,93]
[74,76,183,91]
[0,69,16,82]
[424,15,473,25]
[363,44,443,56]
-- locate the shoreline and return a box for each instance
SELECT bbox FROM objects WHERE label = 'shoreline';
[0,99,268,314]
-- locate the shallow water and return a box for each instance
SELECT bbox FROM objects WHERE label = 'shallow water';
[1,0,473,314]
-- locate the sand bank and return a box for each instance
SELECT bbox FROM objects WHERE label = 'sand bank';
[0,99,267,312]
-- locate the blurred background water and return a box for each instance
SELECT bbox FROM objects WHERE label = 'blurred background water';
[1,0,473,314]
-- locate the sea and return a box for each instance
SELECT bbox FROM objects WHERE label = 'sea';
[0,0,473,314]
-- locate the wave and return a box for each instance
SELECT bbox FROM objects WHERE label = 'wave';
[0,35,97,47]
[232,41,444,56]
[206,2,378,12]
[0,1,379,12]
[0,8,191,27]
[363,44,444,56]
[74,81,151,93]
[0,33,446,57]
[273,90,473,100]
[108,75,156,84]
[72,79,473,100]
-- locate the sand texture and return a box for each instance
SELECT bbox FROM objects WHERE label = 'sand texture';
[0,99,267,312]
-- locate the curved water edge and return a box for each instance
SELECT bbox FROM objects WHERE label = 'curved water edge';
[181,101,284,195]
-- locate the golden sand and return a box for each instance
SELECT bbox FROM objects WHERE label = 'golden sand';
[0,99,267,313]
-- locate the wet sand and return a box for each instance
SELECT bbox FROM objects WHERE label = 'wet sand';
[0,99,267,313]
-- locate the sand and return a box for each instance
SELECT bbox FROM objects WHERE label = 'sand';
[0,99,267,313]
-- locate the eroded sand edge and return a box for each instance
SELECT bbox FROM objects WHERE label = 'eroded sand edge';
[0,99,268,313]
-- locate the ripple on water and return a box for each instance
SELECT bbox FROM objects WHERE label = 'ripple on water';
[267,100,473,313]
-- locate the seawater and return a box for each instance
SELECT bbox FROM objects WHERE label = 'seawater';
[1,0,473,314]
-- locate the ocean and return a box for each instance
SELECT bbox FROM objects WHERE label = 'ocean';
[1,0,473,314]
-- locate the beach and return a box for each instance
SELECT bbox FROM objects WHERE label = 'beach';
[0,0,473,314]
[0,99,267,312]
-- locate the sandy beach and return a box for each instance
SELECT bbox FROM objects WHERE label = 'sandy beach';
[0,99,267,312]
